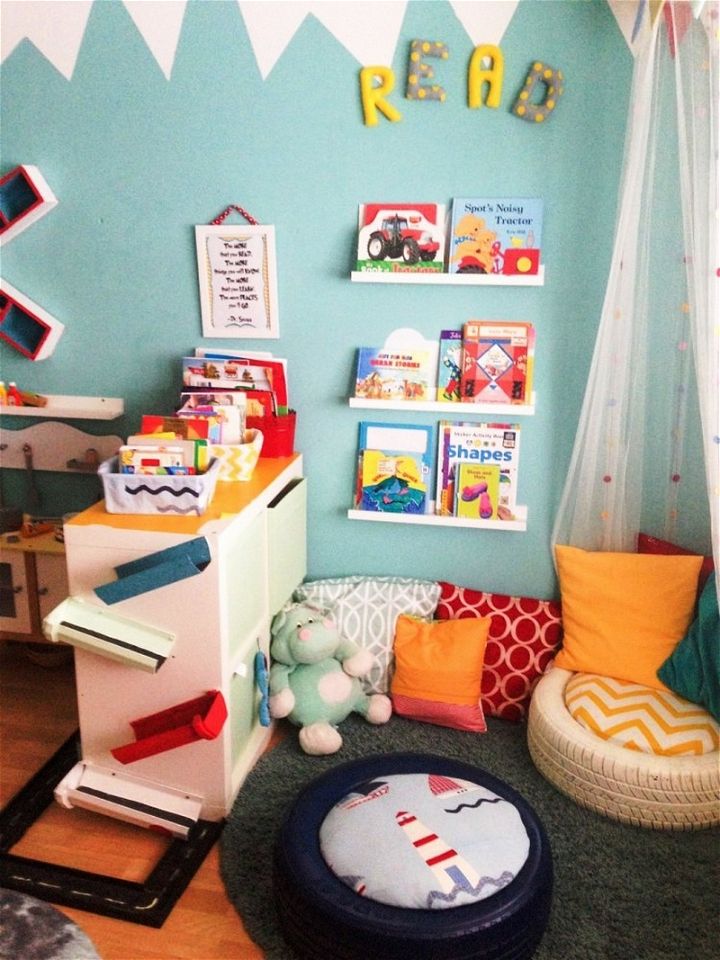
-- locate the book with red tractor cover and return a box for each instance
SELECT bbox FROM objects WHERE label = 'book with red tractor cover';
[356,203,446,273]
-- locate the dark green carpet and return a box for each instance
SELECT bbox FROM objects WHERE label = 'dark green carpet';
[220,715,719,960]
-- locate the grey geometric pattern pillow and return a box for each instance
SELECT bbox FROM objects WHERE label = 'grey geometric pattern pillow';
[293,576,441,693]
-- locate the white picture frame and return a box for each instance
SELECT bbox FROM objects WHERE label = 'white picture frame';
[195,224,279,339]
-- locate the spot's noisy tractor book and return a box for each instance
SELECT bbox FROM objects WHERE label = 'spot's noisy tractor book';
[448,198,543,277]
[356,203,446,274]
[436,421,521,518]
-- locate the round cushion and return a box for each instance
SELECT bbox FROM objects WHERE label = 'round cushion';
[527,667,720,830]
[273,752,553,960]
[319,772,530,910]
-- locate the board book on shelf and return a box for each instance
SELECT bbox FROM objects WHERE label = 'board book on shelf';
[448,198,543,277]
[356,203,446,274]
[359,449,426,514]
[436,421,521,519]
[355,346,434,401]
[436,329,463,402]
[460,321,534,405]
[354,421,434,512]
[454,463,501,520]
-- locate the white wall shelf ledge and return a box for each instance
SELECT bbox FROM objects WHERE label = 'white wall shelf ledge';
[350,267,544,286]
[0,395,124,420]
[349,395,535,416]
[347,504,527,532]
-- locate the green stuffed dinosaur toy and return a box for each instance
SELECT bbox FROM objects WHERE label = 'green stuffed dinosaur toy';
[269,601,392,755]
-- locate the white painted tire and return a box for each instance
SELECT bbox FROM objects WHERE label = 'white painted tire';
[527,667,720,831]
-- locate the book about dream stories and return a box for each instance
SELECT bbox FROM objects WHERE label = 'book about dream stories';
[355,346,434,401]
[448,198,543,276]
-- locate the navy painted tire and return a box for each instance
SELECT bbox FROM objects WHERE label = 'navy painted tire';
[273,753,553,960]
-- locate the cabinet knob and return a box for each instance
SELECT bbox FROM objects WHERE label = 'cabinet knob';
[37,586,49,596]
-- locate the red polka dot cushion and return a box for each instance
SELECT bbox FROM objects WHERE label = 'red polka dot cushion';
[436,582,563,722]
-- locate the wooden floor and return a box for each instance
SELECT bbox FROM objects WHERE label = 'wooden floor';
[0,641,267,959]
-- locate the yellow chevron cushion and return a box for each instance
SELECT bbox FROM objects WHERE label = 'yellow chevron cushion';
[565,673,720,756]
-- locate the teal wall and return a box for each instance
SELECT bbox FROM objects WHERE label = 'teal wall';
[0,0,633,599]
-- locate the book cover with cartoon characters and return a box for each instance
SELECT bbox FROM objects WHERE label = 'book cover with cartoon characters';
[460,321,534,405]
[355,346,433,401]
[356,203,446,273]
[360,449,427,514]
[436,329,463,402]
[448,198,543,276]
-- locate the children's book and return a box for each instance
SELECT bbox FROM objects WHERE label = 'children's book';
[355,346,433,401]
[448,198,543,276]
[140,414,222,443]
[460,321,534,405]
[355,421,434,509]
[356,203,446,274]
[196,350,289,414]
[435,421,521,518]
[436,329,463,402]
[182,355,288,414]
[359,449,426,514]
[454,463,500,520]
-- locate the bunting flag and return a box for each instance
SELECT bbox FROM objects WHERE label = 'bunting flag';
[0,0,525,83]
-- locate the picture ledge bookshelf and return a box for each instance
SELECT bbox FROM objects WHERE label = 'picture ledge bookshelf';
[348,395,536,416]
[347,504,528,531]
[350,267,545,287]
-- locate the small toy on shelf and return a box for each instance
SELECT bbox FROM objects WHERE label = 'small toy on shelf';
[269,601,391,755]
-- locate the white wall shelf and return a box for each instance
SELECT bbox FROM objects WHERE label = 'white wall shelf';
[349,395,535,416]
[0,395,124,420]
[347,504,527,531]
[350,266,544,286]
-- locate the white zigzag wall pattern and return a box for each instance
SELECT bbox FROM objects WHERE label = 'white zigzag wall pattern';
[2,0,640,83]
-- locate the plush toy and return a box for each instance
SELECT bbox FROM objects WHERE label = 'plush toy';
[269,601,392,755]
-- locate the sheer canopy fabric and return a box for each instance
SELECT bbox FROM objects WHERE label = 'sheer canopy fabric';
[552,3,719,598]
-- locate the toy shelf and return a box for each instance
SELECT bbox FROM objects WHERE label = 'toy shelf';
[0,165,57,246]
[349,395,536,416]
[350,267,544,286]
[0,395,124,420]
[347,504,527,531]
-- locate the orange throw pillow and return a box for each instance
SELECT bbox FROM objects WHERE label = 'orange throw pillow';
[391,615,490,731]
[554,545,702,690]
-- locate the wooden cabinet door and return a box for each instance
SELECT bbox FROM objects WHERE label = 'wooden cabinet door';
[35,552,69,621]
[0,551,33,635]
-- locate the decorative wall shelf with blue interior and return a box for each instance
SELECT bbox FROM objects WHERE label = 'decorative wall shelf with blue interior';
[0,279,65,360]
[0,165,57,246]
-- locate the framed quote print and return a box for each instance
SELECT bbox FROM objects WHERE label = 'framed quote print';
[195,223,279,338]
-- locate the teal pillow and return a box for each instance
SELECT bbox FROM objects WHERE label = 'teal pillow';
[657,576,720,723]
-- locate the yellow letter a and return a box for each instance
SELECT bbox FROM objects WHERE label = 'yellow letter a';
[468,45,504,109]
[360,66,402,127]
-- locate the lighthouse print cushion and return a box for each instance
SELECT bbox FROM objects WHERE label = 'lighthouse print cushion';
[319,773,529,910]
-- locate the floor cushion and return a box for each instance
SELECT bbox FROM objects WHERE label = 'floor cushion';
[565,672,719,756]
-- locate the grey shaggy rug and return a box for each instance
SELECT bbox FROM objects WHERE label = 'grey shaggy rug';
[220,715,719,960]
[0,889,100,960]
